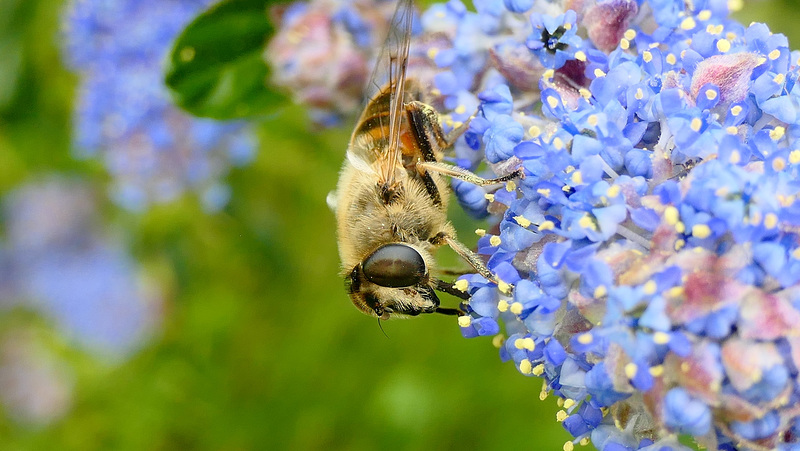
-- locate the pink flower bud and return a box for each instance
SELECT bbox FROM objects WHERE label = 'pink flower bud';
[582,0,638,53]
[489,42,544,91]
[690,52,765,106]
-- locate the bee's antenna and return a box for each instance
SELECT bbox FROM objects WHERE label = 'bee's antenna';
[377,317,389,339]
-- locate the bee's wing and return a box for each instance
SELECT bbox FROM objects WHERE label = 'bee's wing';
[351,0,414,187]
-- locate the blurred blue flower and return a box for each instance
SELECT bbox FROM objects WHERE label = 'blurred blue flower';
[0,178,161,359]
[62,0,257,212]
[663,387,712,436]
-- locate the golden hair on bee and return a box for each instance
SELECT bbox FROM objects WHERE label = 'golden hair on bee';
[333,0,522,320]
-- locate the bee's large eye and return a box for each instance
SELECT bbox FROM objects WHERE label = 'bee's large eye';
[362,244,426,288]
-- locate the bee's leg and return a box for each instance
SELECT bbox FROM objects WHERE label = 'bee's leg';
[405,100,476,150]
[429,232,505,289]
[405,101,442,162]
[442,110,477,148]
[417,160,524,186]
[431,277,470,300]
[405,101,448,206]
[443,235,497,282]
[434,307,465,316]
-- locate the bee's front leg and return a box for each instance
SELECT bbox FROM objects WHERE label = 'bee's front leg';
[429,232,509,291]
[434,306,466,316]
[416,161,523,186]
[430,277,470,300]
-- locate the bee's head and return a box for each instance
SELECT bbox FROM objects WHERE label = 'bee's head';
[345,243,440,320]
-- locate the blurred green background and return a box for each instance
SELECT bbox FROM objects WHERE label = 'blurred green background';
[0,0,798,450]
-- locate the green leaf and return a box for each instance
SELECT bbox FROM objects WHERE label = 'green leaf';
[165,0,287,119]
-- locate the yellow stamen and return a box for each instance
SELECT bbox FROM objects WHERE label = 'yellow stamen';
[653,331,670,344]
[643,280,657,295]
[514,216,532,228]
[666,286,684,298]
[692,223,712,238]
[664,206,680,225]
[579,215,596,230]
[764,212,778,229]
[624,362,638,379]
[594,285,607,298]
[454,279,469,292]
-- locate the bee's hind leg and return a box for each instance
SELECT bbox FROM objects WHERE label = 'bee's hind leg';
[404,102,523,185]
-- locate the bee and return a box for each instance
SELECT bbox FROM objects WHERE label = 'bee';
[334,0,522,320]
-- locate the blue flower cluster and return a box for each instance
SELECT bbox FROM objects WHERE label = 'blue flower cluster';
[62,0,257,212]
[272,0,800,448]
[0,178,161,359]
[438,0,800,449]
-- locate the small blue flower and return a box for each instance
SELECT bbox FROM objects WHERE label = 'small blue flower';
[484,114,524,163]
[663,387,712,436]
[585,362,631,407]
[731,411,781,441]
[502,0,532,14]
[526,10,582,69]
